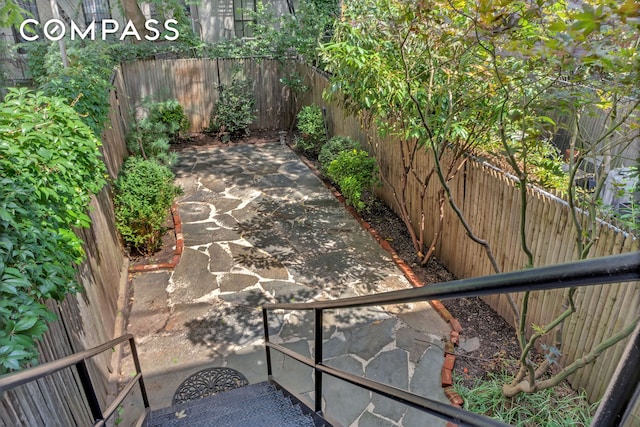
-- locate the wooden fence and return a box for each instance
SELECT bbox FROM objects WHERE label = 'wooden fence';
[0,69,130,426]
[296,64,639,402]
[120,58,296,132]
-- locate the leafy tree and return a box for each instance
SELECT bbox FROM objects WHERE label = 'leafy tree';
[199,0,338,64]
[119,0,150,41]
[323,0,503,270]
[0,0,27,28]
[466,0,640,398]
[322,0,640,400]
[0,88,106,372]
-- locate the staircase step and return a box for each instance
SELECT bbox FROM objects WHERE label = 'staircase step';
[149,382,274,420]
[148,388,284,426]
[146,382,317,427]
[177,398,315,427]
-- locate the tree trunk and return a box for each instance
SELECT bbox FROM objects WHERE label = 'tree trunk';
[120,0,148,41]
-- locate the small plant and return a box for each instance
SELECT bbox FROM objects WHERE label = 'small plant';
[114,405,125,425]
[127,119,177,166]
[326,149,378,211]
[147,99,189,143]
[207,70,256,141]
[318,136,361,174]
[295,105,327,157]
[454,370,596,426]
[114,157,181,255]
[127,99,187,165]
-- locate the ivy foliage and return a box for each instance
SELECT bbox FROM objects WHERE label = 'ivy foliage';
[0,88,106,373]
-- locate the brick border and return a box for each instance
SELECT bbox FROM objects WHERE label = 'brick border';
[296,150,465,415]
[128,203,184,273]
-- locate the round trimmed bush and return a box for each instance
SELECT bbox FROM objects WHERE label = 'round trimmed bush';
[318,136,361,173]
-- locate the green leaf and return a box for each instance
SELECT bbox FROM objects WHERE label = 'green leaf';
[13,317,38,332]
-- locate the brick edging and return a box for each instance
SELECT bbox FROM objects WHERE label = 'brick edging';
[128,203,184,273]
[296,150,465,414]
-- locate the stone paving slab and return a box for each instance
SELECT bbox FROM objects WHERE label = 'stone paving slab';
[122,142,452,426]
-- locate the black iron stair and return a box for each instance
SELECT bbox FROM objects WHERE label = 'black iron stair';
[145,382,328,426]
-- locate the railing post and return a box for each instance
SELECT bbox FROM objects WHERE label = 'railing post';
[128,337,150,409]
[314,308,323,413]
[76,360,103,422]
[592,320,640,427]
[263,308,273,377]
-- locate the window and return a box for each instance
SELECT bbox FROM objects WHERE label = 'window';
[233,0,255,38]
[11,0,41,44]
[82,0,111,25]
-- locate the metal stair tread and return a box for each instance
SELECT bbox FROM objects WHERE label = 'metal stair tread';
[148,381,274,419]
[146,382,316,426]
[174,399,315,427]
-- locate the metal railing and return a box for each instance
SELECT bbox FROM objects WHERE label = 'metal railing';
[262,252,640,427]
[0,333,150,426]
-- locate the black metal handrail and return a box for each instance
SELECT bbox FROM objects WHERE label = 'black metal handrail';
[0,333,150,426]
[262,252,640,427]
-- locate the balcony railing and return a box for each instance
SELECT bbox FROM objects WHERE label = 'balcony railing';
[0,334,150,426]
[262,252,640,427]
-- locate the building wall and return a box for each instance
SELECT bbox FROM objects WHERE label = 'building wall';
[197,0,236,41]
[194,0,292,43]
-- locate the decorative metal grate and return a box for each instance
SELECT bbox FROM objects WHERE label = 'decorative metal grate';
[172,367,249,405]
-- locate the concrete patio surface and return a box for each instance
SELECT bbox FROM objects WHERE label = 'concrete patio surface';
[120,141,453,426]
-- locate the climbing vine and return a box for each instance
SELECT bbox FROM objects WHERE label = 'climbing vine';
[0,88,106,373]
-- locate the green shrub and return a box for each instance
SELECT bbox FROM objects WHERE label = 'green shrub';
[295,105,327,157]
[127,99,188,165]
[207,70,256,141]
[114,157,181,255]
[318,136,361,173]
[127,119,176,166]
[326,149,378,211]
[147,99,189,143]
